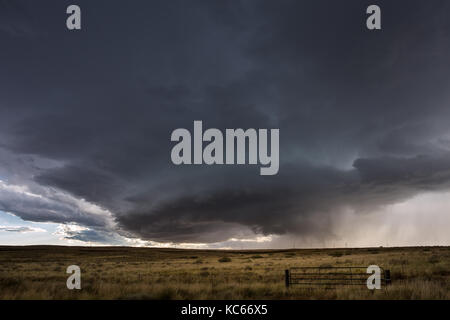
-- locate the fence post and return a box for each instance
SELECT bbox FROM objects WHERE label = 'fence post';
[285,269,290,288]
[384,269,391,285]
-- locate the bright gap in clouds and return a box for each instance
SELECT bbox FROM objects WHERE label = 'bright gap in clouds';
[0,210,63,245]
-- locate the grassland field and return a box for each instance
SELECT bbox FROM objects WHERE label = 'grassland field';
[0,245,449,299]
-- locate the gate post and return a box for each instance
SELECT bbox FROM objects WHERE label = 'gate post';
[285,269,290,288]
[384,269,391,285]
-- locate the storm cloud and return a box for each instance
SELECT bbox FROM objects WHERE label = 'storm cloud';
[1,0,450,246]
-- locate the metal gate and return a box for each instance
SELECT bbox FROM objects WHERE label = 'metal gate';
[285,266,391,287]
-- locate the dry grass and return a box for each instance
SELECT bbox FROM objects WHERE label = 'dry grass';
[0,246,449,299]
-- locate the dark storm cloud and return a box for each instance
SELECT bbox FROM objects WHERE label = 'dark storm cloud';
[34,165,122,207]
[1,0,450,244]
[0,0,36,36]
[119,153,450,242]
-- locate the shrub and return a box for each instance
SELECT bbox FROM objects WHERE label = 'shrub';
[285,252,296,257]
[328,252,343,257]
[428,255,440,264]
[218,257,232,263]
[320,263,333,268]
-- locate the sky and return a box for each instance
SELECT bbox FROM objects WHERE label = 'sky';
[1,0,450,248]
